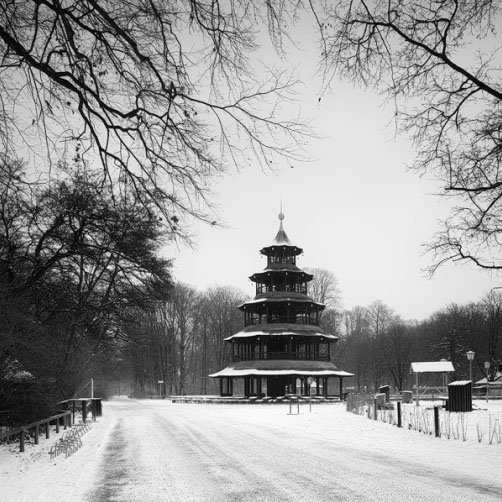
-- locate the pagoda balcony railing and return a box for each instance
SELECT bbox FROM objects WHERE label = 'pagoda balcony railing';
[256,284,308,295]
[244,316,319,327]
[233,352,330,362]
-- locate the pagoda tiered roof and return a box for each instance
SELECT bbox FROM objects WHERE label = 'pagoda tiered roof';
[209,211,353,397]
[210,359,352,377]
[260,216,302,255]
[224,323,338,341]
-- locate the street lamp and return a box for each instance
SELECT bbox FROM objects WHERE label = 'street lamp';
[484,362,490,403]
[466,351,475,382]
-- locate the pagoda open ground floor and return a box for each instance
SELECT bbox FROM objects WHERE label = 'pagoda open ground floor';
[2,398,502,502]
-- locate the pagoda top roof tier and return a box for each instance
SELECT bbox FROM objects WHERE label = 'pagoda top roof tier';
[260,213,302,256]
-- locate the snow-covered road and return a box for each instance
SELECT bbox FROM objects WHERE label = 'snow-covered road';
[87,400,502,501]
[3,398,502,501]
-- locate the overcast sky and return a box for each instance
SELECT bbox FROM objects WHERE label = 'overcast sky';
[166,14,498,322]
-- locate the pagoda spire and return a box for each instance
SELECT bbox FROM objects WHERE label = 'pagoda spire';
[271,204,291,246]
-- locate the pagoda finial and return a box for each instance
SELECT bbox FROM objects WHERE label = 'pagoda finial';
[279,198,284,222]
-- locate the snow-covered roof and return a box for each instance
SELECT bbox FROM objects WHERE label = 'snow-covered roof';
[448,380,472,386]
[410,361,455,373]
[225,324,337,341]
[209,359,354,378]
[210,368,354,378]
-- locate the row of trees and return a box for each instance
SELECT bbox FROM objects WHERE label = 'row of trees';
[337,294,502,393]
[3,1,502,419]
[0,159,172,422]
[116,268,502,397]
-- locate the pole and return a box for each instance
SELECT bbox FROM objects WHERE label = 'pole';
[434,406,440,438]
[91,378,94,399]
[484,362,490,403]
[469,360,472,382]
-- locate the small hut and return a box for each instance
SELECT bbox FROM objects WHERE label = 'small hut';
[410,361,455,403]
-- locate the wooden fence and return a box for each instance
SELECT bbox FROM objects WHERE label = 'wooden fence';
[0,411,72,452]
[0,397,102,453]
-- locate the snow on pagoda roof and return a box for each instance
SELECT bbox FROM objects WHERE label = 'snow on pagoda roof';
[225,323,338,341]
[239,295,324,308]
[209,368,354,378]
[410,361,455,373]
[210,359,353,378]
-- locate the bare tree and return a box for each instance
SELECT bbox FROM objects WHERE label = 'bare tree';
[205,286,246,370]
[381,322,412,391]
[0,1,308,235]
[481,291,502,380]
[305,267,342,310]
[317,1,502,272]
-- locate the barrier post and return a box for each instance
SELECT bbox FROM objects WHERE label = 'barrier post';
[397,401,402,428]
[20,430,25,453]
[434,406,440,438]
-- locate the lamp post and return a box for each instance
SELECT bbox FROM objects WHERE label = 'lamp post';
[484,362,490,403]
[466,351,475,382]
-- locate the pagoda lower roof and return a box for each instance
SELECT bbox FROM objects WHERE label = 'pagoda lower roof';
[209,359,354,378]
[239,293,324,309]
[225,323,338,341]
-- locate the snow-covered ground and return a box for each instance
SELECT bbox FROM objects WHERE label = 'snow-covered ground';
[1,398,502,501]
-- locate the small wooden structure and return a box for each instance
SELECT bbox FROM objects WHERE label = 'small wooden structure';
[410,361,455,404]
[58,398,102,423]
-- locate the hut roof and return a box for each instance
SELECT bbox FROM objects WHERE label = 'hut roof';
[410,361,455,373]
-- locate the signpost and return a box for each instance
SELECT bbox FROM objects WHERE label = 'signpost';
[307,377,314,412]
[484,362,490,403]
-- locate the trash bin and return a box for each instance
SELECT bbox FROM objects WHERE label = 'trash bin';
[448,381,472,412]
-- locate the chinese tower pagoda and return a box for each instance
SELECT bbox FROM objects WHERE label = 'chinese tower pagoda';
[210,212,352,399]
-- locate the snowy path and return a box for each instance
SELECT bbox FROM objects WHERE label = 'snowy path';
[2,399,502,501]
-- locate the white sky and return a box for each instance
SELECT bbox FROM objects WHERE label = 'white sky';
[166,14,499,322]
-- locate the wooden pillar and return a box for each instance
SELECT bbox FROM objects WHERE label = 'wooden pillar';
[219,378,223,396]
[323,377,328,398]
[316,377,320,396]
[339,377,343,400]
